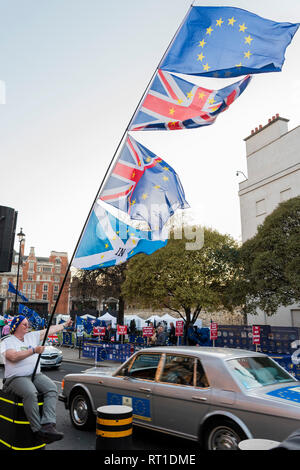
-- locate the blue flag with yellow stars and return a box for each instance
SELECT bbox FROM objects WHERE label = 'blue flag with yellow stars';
[160,6,299,78]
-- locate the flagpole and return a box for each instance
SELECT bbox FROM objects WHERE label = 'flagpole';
[31,2,195,381]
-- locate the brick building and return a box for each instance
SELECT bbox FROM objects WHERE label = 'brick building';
[0,242,70,318]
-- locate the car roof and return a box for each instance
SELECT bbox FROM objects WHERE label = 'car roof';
[138,346,265,360]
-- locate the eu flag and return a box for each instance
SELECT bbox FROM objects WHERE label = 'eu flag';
[160,6,299,78]
[8,281,28,302]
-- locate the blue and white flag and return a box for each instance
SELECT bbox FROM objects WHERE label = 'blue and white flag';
[19,304,45,330]
[8,281,28,302]
[73,203,167,270]
[160,6,299,77]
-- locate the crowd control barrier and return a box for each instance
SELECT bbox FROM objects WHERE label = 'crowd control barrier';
[82,339,137,363]
[0,390,46,450]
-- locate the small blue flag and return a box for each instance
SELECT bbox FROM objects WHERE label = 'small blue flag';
[73,203,168,270]
[100,135,189,230]
[160,6,299,77]
[19,304,45,330]
[8,281,28,302]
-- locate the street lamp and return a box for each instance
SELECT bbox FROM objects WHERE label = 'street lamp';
[14,228,25,315]
[236,170,247,179]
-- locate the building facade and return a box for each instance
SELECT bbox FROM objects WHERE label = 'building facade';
[0,243,70,317]
[238,114,300,326]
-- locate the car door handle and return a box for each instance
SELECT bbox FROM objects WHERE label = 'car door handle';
[192,396,207,402]
[139,387,152,393]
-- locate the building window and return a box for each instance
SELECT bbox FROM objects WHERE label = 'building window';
[42,294,48,300]
[28,274,33,281]
[280,188,291,202]
[42,266,52,273]
[28,262,35,272]
[55,266,61,273]
[43,284,48,292]
[256,199,266,217]
[54,284,59,292]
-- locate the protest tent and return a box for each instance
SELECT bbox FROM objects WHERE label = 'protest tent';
[98,312,117,328]
[124,314,146,330]
[160,313,178,326]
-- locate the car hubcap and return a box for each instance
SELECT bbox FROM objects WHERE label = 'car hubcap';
[209,426,240,450]
[72,397,88,425]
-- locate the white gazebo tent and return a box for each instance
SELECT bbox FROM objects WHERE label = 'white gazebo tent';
[145,315,163,326]
[160,313,178,327]
[124,315,146,330]
[98,312,117,328]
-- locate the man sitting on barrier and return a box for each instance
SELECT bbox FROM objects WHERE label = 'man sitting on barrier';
[0,314,73,444]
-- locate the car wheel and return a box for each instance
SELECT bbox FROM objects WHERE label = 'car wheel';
[69,390,95,430]
[204,419,247,450]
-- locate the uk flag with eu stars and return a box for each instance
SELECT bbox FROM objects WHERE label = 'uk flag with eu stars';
[130,69,251,131]
[99,134,189,231]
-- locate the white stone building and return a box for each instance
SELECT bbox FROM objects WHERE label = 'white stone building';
[238,114,300,326]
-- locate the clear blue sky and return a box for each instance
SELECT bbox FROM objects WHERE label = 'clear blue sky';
[0,0,299,260]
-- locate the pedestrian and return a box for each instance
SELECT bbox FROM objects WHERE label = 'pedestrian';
[187,324,201,346]
[1,321,10,337]
[168,322,177,345]
[155,325,167,346]
[0,315,73,444]
[103,323,115,342]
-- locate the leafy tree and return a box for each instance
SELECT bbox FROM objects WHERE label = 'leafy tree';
[71,264,127,323]
[121,227,241,329]
[239,196,300,315]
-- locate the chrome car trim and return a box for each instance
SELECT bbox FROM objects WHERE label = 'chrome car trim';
[202,410,253,439]
[69,383,96,412]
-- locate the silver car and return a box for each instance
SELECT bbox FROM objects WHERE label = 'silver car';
[59,346,300,450]
[40,342,63,368]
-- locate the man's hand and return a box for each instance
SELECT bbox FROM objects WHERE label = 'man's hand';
[34,345,45,354]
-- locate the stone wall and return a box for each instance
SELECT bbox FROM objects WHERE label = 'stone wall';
[124,306,246,326]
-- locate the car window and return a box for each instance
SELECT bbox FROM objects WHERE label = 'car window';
[160,355,195,386]
[195,359,210,388]
[118,353,161,381]
[227,356,295,390]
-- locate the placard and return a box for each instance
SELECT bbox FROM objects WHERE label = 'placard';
[143,326,154,337]
[175,320,184,337]
[93,326,106,336]
[210,322,218,341]
[252,325,261,345]
[117,325,127,335]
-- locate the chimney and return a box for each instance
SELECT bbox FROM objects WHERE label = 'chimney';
[244,114,289,156]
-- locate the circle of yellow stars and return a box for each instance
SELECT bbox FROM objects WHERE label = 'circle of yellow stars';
[196,17,253,75]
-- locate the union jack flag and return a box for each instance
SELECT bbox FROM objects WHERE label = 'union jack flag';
[130,69,251,131]
[99,135,189,230]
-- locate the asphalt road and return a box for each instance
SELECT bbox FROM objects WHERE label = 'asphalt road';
[0,361,199,452]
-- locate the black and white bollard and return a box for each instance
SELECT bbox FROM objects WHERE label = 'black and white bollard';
[96,405,133,450]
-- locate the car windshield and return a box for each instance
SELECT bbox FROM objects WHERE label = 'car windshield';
[227,356,295,390]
